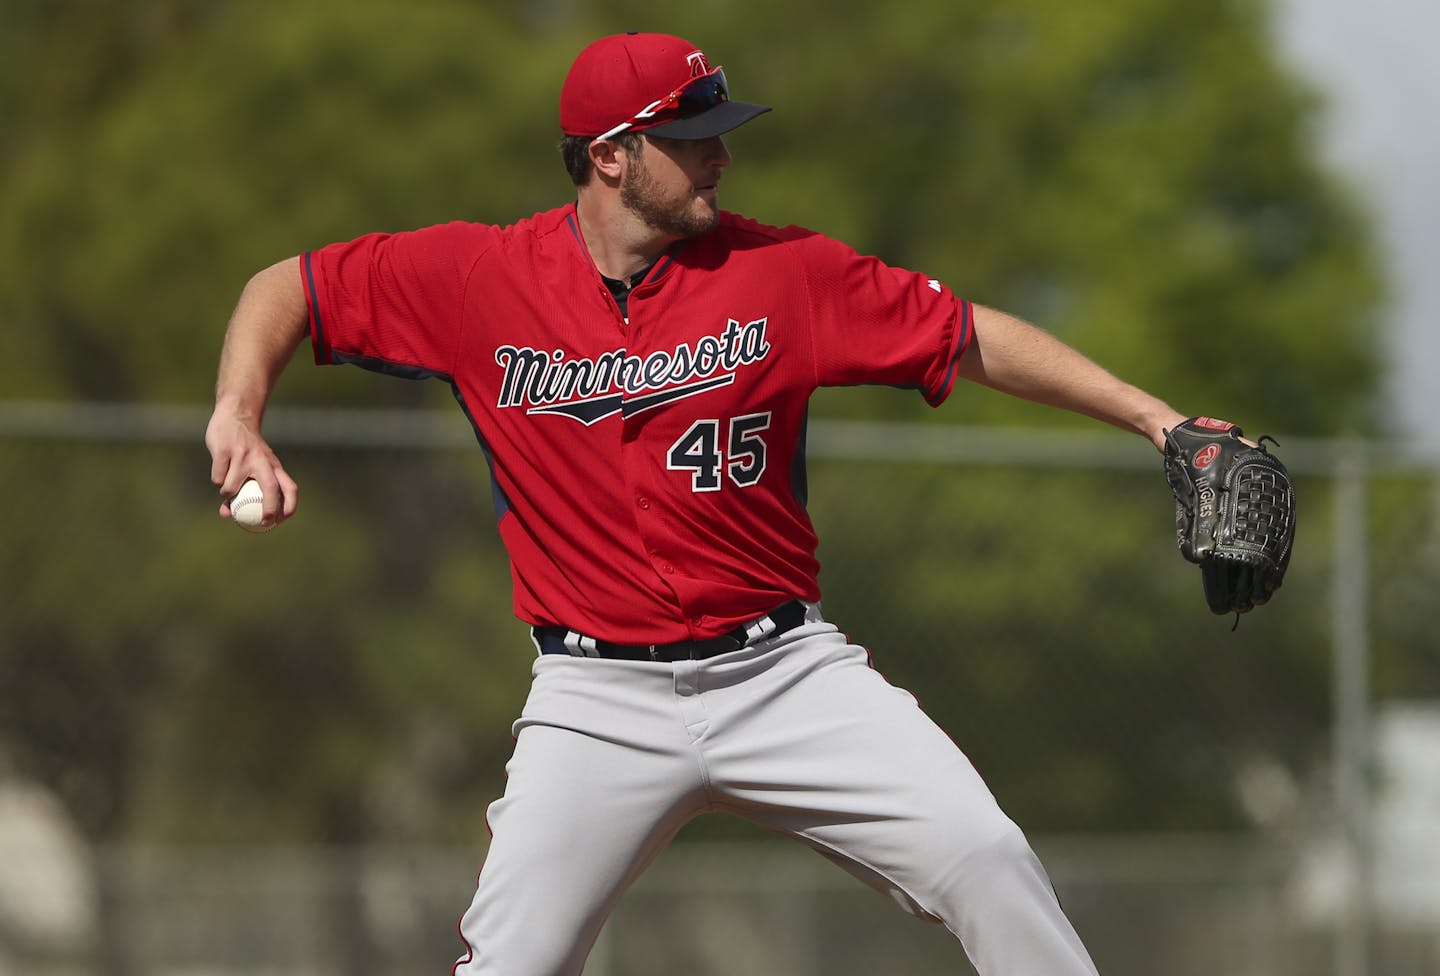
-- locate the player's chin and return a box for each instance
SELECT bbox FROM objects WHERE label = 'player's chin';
[688,195,720,229]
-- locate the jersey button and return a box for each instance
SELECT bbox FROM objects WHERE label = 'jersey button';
[637,497,651,510]
[661,563,675,574]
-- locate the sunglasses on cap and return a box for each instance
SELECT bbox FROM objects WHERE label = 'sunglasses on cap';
[595,67,730,141]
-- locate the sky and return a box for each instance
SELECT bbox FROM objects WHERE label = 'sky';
[1273,0,1440,455]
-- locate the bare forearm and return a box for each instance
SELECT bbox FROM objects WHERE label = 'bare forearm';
[206,256,308,522]
[958,304,1185,451]
[214,256,309,420]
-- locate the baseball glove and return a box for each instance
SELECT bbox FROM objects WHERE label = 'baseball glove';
[1163,417,1296,616]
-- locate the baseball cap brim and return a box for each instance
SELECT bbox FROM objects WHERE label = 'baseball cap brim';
[643,100,772,140]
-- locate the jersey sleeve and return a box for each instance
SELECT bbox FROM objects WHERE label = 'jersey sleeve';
[798,234,972,406]
[303,221,490,380]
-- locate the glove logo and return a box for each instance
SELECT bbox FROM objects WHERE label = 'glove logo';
[1163,417,1297,618]
[1194,444,1221,470]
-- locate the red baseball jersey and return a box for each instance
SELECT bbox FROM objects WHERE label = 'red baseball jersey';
[304,205,972,643]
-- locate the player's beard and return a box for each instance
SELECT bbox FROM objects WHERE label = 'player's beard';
[620,151,719,240]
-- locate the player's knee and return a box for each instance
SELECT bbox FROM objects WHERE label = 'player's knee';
[967,819,1036,865]
[893,818,1051,927]
[955,819,1050,892]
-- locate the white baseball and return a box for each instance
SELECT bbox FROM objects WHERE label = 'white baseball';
[230,478,273,533]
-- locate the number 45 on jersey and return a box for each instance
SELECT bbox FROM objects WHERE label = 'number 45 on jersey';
[667,412,771,492]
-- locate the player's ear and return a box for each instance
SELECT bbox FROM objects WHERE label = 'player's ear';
[588,137,631,184]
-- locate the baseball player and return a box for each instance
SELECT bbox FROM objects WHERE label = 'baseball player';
[206,32,1195,976]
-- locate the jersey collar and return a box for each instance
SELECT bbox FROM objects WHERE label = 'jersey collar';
[564,204,686,291]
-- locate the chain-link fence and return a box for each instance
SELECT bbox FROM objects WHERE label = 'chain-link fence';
[2,403,1438,976]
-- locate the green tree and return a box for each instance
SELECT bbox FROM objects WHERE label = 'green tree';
[0,0,1382,871]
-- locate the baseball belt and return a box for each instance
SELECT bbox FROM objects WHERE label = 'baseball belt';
[532,599,808,662]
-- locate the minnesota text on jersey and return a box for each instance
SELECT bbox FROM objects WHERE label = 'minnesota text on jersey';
[494,316,772,425]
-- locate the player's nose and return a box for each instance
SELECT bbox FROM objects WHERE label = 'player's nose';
[704,136,732,168]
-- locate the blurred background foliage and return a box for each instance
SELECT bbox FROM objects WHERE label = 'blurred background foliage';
[0,0,1397,859]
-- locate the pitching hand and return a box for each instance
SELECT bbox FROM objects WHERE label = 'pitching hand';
[205,405,298,526]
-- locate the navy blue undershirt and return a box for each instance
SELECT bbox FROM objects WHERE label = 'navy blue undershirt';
[602,265,653,319]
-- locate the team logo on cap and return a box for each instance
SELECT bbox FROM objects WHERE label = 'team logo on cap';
[686,51,711,77]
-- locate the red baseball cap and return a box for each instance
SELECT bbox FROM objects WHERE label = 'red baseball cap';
[559,32,771,140]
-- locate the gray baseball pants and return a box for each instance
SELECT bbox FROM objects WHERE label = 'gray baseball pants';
[452,612,1099,976]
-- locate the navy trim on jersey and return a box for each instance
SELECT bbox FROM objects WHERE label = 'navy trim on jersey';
[646,245,681,284]
[302,252,326,353]
[564,208,684,296]
[324,347,512,520]
[790,405,809,507]
[924,300,972,407]
[329,350,454,384]
[564,210,584,250]
[451,384,513,521]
